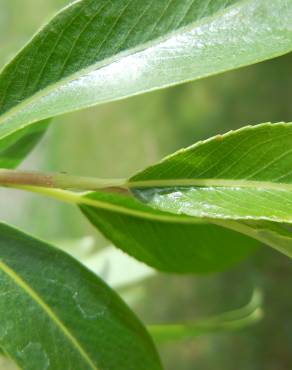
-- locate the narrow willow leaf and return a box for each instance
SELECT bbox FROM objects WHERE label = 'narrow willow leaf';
[149,289,263,344]
[0,222,162,370]
[79,190,258,273]
[128,122,292,258]
[0,0,292,141]
[130,123,292,224]
[0,120,48,169]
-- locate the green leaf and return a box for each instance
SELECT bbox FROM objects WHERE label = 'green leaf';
[79,190,258,273]
[0,222,162,370]
[0,0,292,142]
[129,122,292,258]
[0,120,48,169]
[130,123,292,224]
[149,289,263,344]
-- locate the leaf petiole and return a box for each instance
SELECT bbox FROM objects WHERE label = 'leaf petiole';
[0,169,126,190]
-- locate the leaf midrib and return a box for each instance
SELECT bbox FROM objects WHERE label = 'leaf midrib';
[7,186,292,257]
[0,259,99,370]
[0,0,249,138]
[127,178,292,191]
[12,184,292,225]
[16,186,203,224]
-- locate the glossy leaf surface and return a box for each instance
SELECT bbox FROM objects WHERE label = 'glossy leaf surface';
[131,123,292,224]
[0,222,162,370]
[0,0,292,143]
[79,190,258,273]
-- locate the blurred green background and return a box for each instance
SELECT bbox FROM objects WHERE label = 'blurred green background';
[1,1,292,369]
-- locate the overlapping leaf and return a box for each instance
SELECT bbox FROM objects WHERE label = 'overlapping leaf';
[0,222,162,370]
[79,190,258,273]
[2,123,292,272]
[0,0,292,148]
[80,123,292,266]
[127,122,292,258]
